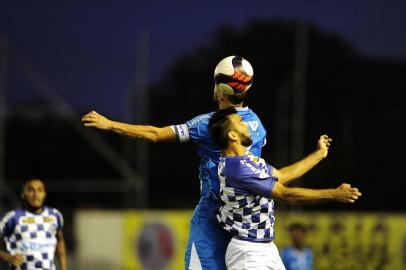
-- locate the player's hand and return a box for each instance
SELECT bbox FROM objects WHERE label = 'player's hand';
[333,183,362,203]
[317,135,332,158]
[82,111,112,130]
[5,253,24,267]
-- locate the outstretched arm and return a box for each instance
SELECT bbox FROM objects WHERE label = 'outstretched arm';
[56,231,68,270]
[274,135,332,185]
[271,182,361,204]
[82,111,177,142]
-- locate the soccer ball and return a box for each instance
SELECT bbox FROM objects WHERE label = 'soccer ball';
[214,56,254,96]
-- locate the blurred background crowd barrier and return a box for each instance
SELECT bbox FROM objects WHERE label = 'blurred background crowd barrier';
[73,210,406,270]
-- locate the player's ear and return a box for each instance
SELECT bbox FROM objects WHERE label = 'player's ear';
[213,86,220,102]
[228,130,238,142]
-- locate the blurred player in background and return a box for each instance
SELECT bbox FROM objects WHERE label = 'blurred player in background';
[208,107,361,269]
[82,56,327,269]
[0,179,68,270]
[281,223,314,270]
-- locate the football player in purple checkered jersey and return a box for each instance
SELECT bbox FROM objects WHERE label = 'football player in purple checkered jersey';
[0,179,68,270]
[208,108,362,270]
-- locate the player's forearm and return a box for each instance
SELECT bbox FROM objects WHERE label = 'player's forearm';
[277,187,335,204]
[278,150,324,185]
[58,254,68,270]
[57,242,68,270]
[109,121,164,142]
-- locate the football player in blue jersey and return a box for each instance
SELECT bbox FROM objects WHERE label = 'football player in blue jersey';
[208,107,361,269]
[0,179,68,270]
[83,55,324,269]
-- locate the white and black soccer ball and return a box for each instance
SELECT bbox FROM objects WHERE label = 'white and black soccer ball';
[214,56,254,96]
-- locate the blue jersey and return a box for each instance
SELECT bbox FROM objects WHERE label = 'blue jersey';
[0,206,63,270]
[172,107,267,200]
[281,246,314,270]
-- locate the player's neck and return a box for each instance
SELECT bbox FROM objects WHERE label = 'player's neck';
[24,204,45,214]
[293,243,305,251]
[222,142,247,156]
[219,100,243,109]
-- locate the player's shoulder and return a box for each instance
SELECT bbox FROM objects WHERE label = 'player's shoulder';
[237,107,265,127]
[237,107,259,118]
[229,155,270,176]
[0,210,17,223]
[0,209,26,232]
[186,111,214,127]
[223,155,254,176]
[45,206,63,218]
[45,207,64,229]
[1,208,27,220]
[280,246,294,258]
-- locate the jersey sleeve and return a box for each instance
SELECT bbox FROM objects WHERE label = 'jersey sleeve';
[0,211,16,237]
[226,158,277,198]
[53,209,64,230]
[171,113,211,143]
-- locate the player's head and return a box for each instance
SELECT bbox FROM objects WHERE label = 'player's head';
[289,223,308,249]
[21,178,46,210]
[213,56,253,106]
[209,107,252,150]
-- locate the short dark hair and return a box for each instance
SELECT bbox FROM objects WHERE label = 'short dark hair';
[21,178,45,192]
[209,107,238,149]
[289,223,308,233]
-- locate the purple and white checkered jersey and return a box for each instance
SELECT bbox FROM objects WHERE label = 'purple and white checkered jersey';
[0,206,63,270]
[217,154,278,242]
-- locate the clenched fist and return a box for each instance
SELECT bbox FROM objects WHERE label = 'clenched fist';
[317,135,332,158]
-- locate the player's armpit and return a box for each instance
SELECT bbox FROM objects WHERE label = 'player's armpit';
[270,182,291,203]
[271,168,283,181]
[271,167,296,185]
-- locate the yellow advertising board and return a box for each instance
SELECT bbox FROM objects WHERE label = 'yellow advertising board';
[122,210,193,270]
[122,211,406,270]
[275,212,406,270]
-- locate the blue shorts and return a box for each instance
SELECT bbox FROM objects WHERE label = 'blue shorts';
[184,198,232,270]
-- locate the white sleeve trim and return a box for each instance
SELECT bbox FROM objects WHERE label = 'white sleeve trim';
[0,211,15,235]
[172,124,190,142]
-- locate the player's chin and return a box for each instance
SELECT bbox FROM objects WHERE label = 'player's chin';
[29,201,44,208]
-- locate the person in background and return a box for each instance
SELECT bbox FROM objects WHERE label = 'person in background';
[0,179,68,270]
[281,223,314,270]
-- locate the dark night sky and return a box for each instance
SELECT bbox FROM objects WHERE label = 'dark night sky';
[1,1,406,119]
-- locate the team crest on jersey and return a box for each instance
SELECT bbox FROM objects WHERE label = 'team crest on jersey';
[246,121,259,132]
